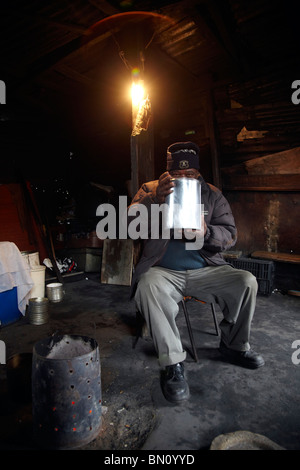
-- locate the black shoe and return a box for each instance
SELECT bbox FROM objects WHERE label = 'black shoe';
[219,341,265,369]
[161,363,190,404]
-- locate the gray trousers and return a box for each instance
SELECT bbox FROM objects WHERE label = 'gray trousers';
[134,265,258,367]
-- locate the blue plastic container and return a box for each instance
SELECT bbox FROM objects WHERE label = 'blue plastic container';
[0,287,22,327]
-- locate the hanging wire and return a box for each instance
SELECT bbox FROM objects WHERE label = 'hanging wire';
[110,26,156,72]
[110,30,132,71]
[119,50,132,71]
[145,30,156,50]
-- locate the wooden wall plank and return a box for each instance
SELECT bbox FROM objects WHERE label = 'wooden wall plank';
[100,239,133,286]
[222,174,300,191]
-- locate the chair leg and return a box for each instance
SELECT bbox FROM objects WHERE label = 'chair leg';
[181,300,199,362]
[211,303,219,336]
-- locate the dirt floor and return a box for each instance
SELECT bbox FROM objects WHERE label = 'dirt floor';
[0,272,300,451]
[0,276,158,450]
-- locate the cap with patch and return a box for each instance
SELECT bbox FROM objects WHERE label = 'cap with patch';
[167,141,200,171]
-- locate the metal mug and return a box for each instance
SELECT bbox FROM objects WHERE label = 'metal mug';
[164,177,202,230]
[46,283,64,303]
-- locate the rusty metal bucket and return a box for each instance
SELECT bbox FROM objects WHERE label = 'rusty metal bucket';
[32,334,102,449]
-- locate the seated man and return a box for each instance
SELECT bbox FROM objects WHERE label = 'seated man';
[128,141,264,404]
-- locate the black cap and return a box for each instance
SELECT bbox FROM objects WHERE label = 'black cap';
[167,142,200,171]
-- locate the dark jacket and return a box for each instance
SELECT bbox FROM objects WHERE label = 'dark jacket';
[128,176,237,297]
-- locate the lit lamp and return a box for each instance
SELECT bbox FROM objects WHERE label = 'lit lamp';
[131,75,151,137]
[130,68,153,197]
[131,80,145,108]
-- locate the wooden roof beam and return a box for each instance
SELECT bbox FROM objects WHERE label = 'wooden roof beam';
[192,0,248,73]
[87,0,119,16]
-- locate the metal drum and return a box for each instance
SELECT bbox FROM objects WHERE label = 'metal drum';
[164,177,202,230]
[32,334,102,449]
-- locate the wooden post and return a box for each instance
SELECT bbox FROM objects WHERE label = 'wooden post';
[130,111,154,197]
[205,91,222,189]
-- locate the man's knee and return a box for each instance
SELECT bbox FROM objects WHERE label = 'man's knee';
[239,270,258,293]
[136,270,161,298]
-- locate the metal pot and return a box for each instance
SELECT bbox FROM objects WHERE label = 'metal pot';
[164,177,202,230]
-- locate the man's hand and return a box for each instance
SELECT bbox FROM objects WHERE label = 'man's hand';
[156,172,175,204]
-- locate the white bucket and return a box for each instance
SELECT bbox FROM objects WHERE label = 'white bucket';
[30,265,46,298]
[29,252,40,268]
[22,251,40,269]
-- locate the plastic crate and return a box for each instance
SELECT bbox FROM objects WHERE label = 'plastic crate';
[230,257,274,296]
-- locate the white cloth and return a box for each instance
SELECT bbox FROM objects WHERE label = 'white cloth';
[0,242,34,315]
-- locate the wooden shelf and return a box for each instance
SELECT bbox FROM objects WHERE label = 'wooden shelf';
[252,251,300,264]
